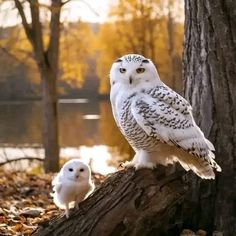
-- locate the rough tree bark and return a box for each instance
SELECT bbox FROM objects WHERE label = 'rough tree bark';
[14,0,65,172]
[33,168,188,236]
[166,0,182,93]
[183,0,236,234]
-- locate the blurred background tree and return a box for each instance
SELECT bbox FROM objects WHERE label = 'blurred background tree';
[13,0,63,173]
[0,0,184,171]
[97,0,183,95]
[60,21,95,90]
[0,0,184,98]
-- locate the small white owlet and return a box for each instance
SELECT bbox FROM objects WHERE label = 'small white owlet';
[110,54,221,179]
[52,159,94,218]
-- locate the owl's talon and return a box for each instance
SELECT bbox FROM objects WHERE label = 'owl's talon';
[65,209,70,218]
[122,161,135,169]
[118,161,133,169]
[118,162,125,169]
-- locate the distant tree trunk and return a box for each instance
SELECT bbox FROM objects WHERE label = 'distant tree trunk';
[183,0,236,234]
[166,1,182,93]
[40,67,59,173]
[14,0,63,172]
[32,168,187,236]
[167,6,175,89]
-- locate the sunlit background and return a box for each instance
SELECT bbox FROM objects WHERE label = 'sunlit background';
[0,0,112,26]
[0,0,184,174]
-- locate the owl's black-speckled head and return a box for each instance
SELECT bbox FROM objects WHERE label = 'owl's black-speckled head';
[119,54,146,63]
[110,54,160,87]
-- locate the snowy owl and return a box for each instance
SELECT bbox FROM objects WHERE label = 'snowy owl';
[52,159,94,218]
[110,54,221,179]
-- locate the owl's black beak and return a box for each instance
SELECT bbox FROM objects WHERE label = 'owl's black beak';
[129,76,133,84]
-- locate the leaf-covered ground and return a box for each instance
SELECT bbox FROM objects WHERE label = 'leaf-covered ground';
[0,170,220,236]
[0,170,105,236]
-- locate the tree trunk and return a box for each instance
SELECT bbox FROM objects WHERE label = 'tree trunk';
[40,0,61,172]
[14,0,62,172]
[41,67,59,172]
[183,0,236,234]
[167,8,175,89]
[32,168,188,236]
[166,3,182,93]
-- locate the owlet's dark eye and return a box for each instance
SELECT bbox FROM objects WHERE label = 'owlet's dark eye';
[68,168,73,172]
[136,68,145,74]
[80,168,84,172]
[119,68,126,73]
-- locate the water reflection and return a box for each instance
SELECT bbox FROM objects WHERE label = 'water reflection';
[0,145,118,175]
[0,102,42,144]
[59,98,89,104]
[83,114,100,120]
[0,99,132,173]
[59,101,100,146]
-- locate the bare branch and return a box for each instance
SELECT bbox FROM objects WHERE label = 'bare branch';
[0,157,43,166]
[62,0,99,16]
[28,0,45,64]
[14,48,34,58]
[0,46,30,66]
[61,0,71,6]
[47,0,62,69]
[80,0,99,16]
[13,0,33,43]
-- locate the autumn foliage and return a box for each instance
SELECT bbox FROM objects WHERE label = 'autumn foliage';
[0,0,184,99]
[0,170,105,235]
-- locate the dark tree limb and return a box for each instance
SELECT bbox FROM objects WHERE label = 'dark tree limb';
[14,0,33,43]
[0,157,43,166]
[33,168,188,236]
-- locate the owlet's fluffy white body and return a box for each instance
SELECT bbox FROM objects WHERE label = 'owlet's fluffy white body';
[110,54,221,179]
[52,159,94,218]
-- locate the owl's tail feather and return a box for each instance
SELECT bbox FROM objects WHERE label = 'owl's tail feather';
[176,151,221,179]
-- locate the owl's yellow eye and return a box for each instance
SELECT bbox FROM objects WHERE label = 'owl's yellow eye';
[136,68,145,73]
[119,68,126,73]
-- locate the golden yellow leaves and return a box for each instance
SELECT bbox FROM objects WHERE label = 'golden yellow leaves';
[96,0,184,94]
[60,22,95,89]
[0,171,58,235]
[0,0,184,95]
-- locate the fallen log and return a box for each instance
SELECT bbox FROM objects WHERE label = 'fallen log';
[33,167,188,236]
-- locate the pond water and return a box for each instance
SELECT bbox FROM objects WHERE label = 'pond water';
[0,99,130,174]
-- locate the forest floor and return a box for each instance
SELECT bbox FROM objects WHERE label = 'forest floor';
[0,170,106,236]
[0,170,210,236]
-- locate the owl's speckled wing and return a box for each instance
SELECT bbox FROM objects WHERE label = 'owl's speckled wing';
[131,86,217,161]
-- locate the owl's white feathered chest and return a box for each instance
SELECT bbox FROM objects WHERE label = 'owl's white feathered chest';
[110,83,159,151]
[58,179,91,202]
